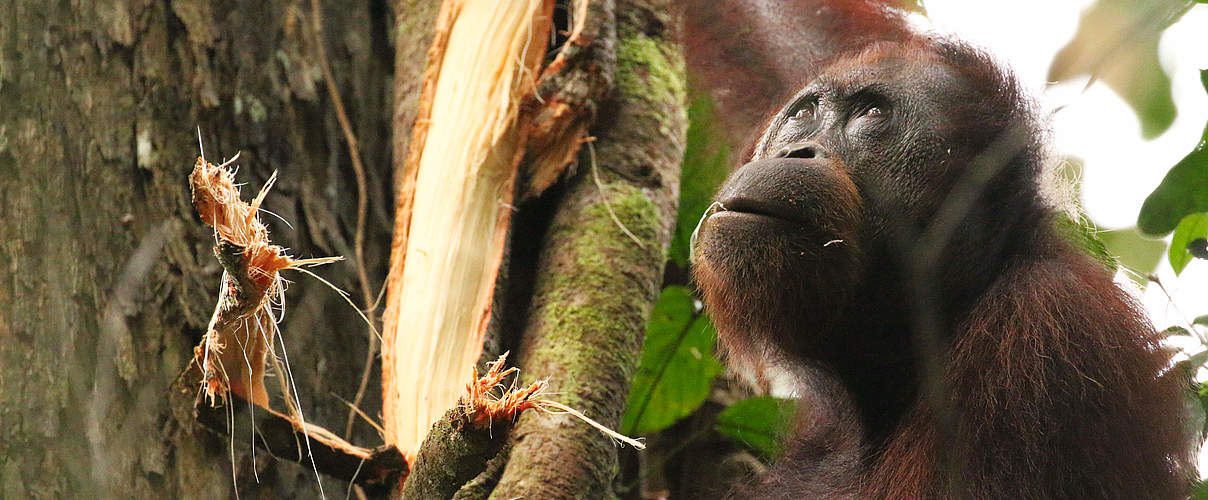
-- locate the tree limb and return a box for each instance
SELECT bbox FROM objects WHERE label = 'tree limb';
[489,0,687,496]
[189,387,407,497]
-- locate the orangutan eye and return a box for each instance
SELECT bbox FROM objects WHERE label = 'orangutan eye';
[790,101,817,121]
[847,102,890,136]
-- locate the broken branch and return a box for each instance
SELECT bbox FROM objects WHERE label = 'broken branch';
[191,391,406,497]
[401,354,643,498]
[381,0,557,459]
[189,156,339,407]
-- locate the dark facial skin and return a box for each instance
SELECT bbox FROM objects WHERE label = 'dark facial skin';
[694,43,1001,363]
[684,6,1190,499]
[755,52,960,221]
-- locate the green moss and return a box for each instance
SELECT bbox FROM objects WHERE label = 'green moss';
[1053,211,1116,270]
[568,189,660,285]
[615,33,686,111]
[0,51,11,91]
[524,185,662,395]
[551,186,660,285]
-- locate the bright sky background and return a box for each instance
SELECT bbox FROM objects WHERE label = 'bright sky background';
[922,0,1208,473]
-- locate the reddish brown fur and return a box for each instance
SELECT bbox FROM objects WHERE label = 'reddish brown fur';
[680,0,912,150]
[681,1,1194,498]
[860,235,1189,499]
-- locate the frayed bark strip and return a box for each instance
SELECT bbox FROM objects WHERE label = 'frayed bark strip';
[189,156,340,406]
[519,0,614,200]
[191,392,407,497]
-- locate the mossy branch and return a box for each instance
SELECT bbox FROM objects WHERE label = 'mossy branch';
[489,0,688,496]
[400,405,513,499]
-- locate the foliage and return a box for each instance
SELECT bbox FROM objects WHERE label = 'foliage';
[1191,479,1208,500]
[1132,63,1208,490]
[1049,0,1193,139]
[1051,159,1164,282]
[1138,71,1208,236]
[621,286,723,435]
[669,96,732,267]
[714,397,797,460]
[897,0,926,15]
[1124,55,1208,490]
[1169,214,1208,274]
[620,92,732,436]
[1136,70,1208,279]
[1099,226,1167,279]
[1054,211,1116,270]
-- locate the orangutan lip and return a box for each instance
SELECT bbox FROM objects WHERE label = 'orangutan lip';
[689,199,807,264]
[714,197,807,224]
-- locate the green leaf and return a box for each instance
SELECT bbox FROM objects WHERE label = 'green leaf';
[1168,213,1208,274]
[1135,70,1208,236]
[1192,479,1208,500]
[715,397,797,460]
[1188,350,1208,371]
[1194,315,1208,326]
[621,286,723,435]
[1196,382,1208,441]
[1185,384,1208,454]
[1049,159,1127,270]
[1162,325,1191,337]
[1048,159,1165,279]
[1175,350,1208,379]
[1137,126,1208,235]
[670,95,732,267]
[1098,226,1166,281]
[1047,0,1191,138]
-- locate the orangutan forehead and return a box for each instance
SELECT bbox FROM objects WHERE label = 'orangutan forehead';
[810,42,937,90]
[805,40,992,105]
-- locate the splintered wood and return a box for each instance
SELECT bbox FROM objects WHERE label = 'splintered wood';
[460,353,645,449]
[381,0,556,458]
[189,155,340,407]
[460,353,545,428]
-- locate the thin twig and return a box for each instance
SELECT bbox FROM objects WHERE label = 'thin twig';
[305,0,380,440]
[191,390,407,497]
[331,392,388,440]
[589,142,645,248]
[1148,274,1207,344]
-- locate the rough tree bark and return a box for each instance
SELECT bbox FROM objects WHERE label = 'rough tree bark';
[0,0,683,497]
[0,0,415,496]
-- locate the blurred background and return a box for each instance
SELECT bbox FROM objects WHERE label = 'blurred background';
[925,0,1208,471]
[924,0,1208,326]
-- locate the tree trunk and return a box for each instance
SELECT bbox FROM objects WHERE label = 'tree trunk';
[0,0,683,497]
[0,0,414,496]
